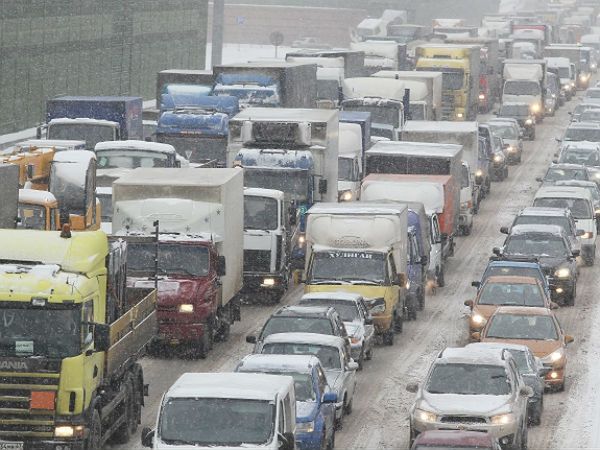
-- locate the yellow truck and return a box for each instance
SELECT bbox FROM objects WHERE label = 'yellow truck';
[0,229,157,449]
[415,44,481,121]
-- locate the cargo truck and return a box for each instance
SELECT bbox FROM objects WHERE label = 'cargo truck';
[545,57,576,100]
[415,44,481,121]
[544,45,593,89]
[0,229,157,449]
[0,164,18,228]
[339,111,372,156]
[501,59,547,121]
[242,188,291,302]
[372,70,443,120]
[227,108,339,271]
[337,123,364,202]
[341,77,407,140]
[155,69,214,111]
[112,168,244,357]
[304,203,409,345]
[42,96,143,150]
[213,62,318,109]
[350,41,408,74]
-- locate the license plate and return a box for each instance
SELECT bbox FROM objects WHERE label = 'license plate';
[0,442,23,450]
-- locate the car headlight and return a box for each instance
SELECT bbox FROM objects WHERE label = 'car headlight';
[339,190,353,202]
[595,173,600,179]
[507,145,516,153]
[555,268,570,278]
[493,154,503,163]
[178,304,194,313]
[298,234,306,246]
[471,314,486,326]
[479,93,486,100]
[296,421,315,433]
[543,347,565,365]
[571,82,576,88]
[415,408,437,423]
[261,278,276,287]
[525,118,534,125]
[579,74,588,82]
[491,413,516,425]
[531,103,540,113]
[456,112,464,119]
[581,231,593,239]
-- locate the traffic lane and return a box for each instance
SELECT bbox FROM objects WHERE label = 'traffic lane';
[333,103,580,450]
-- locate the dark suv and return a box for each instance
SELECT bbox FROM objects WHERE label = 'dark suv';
[497,102,536,140]
[247,305,349,351]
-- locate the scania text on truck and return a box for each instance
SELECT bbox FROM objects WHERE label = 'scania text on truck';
[112,168,244,357]
[0,229,157,449]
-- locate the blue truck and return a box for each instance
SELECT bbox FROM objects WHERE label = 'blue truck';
[156,95,239,165]
[156,69,214,111]
[42,96,143,150]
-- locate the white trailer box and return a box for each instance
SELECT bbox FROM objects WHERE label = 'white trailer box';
[112,168,244,304]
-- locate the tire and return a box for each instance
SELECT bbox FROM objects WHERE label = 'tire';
[111,380,135,444]
[394,311,403,333]
[344,395,353,415]
[365,347,373,360]
[462,224,472,236]
[85,410,102,450]
[326,428,335,450]
[520,422,528,450]
[357,350,364,371]
[533,397,543,426]
[437,266,446,288]
[383,329,394,346]
[320,430,328,450]
[198,320,213,359]
[417,289,425,311]
[566,284,576,306]
[504,167,509,179]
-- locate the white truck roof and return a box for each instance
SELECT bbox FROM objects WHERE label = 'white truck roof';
[94,140,176,154]
[403,120,477,133]
[350,41,399,59]
[544,56,571,67]
[244,187,285,201]
[343,77,406,101]
[308,202,407,216]
[286,55,345,69]
[503,63,543,80]
[18,189,57,205]
[361,179,444,214]
[166,373,294,401]
[232,107,337,123]
[113,167,241,187]
[367,140,462,158]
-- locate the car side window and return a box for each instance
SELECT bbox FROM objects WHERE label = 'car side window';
[279,400,285,432]
[316,366,327,395]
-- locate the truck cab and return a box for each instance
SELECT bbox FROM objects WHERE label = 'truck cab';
[243,188,290,302]
[17,189,60,230]
[338,122,363,202]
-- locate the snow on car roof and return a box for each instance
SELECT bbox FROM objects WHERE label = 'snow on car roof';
[263,332,346,349]
[367,140,462,157]
[493,306,552,316]
[519,206,570,217]
[301,292,363,302]
[278,305,332,316]
[560,141,600,149]
[466,341,533,354]
[232,107,337,122]
[536,186,592,200]
[403,121,478,133]
[167,373,294,400]
[439,346,506,366]
[237,354,321,374]
[94,140,176,154]
[568,121,600,129]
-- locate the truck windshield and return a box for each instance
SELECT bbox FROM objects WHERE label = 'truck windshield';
[127,242,210,277]
[96,150,171,169]
[366,154,451,176]
[342,105,399,128]
[159,398,274,446]
[442,72,464,90]
[309,251,388,285]
[48,123,116,150]
[245,196,279,231]
[17,204,48,230]
[0,306,81,358]
[504,80,541,96]
[244,168,310,203]
[262,343,341,370]
[157,135,225,164]
[338,157,355,181]
[213,85,280,108]
[557,67,571,78]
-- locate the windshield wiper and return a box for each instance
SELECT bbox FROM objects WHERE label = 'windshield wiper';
[309,279,345,285]
[340,278,382,286]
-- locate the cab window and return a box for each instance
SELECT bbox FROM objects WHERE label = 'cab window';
[81,301,94,347]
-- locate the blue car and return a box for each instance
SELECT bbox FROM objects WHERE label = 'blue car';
[235,354,337,450]
[473,257,551,297]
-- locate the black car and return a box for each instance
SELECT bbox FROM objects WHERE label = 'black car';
[494,224,579,305]
[497,102,536,140]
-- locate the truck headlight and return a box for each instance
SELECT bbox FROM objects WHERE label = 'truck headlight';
[493,154,503,163]
[564,84,572,91]
[507,145,516,153]
[55,425,85,438]
[261,278,276,287]
[581,231,593,239]
[415,408,437,423]
[531,103,540,113]
[298,234,306,247]
[491,413,515,425]
[339,190,353,202]
[475,169,483,178]
[471,314,486,326]
[525,118,534,125]
[479,93,486,100]
[178,304,194,313]
[456,112,464,119]
[571,81,576,88]
[296,421,315,433]
[555,268,570,278]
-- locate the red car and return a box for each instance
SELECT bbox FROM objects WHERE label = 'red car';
[411,430,502,450]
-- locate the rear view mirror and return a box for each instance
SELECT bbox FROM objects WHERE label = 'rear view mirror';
[471,331,481,341]
[288,204,298,226]
[565,335,574,344]
[464,299,474,308]
[550,302,559,310]
[322,392,338,403]
[471,281,481,288]
[347,361,359,371]
[406,382,419,393]
[519,386,534,398]
[26,164,34,180]
[246,334,257,344]
[500,226,509,234]
[572,249,581,258]
[492,247,501,256]
[535,177,543,183]
[217,256,227,277]
[141,427,155,448]
[93,323,110,352]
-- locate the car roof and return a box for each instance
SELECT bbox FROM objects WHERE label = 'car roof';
[483,275,539,285]
[547,163,588,170]
[466,342,533,354]
[300,292,363,303]
[262,332,346,348]
[568,121,600,129]
[275,305,334,317]
[509,224,566,236]
[236,354,321,375]
[493,306,553,316]
[487,260,541,269]
[438,346,506,366]
[518,206,570,217]
[560,141,600,149]
[555,180,598,188]
[536,186,593,200]
[414,430,496,446]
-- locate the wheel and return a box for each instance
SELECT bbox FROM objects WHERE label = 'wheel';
[320,430,328,450]
[365,347,373,360]
[566,284,576,306]
[417,289,425,311]
[357,350,364,370]
[198,320,213,359]
[111,379,135,444]
[533,397,543,426]
[383,329,394,346]
[504,167,509,179]
[326,427,335,450]
[344,395,353,415]
[394,311,403,333]
[85,410,102,450]
[462,224,472,236]
[437,266,445,288]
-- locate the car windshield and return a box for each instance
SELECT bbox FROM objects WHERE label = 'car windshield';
[96,149,171,169]
[16,204,48,230]
[309,251,387,285]
[244,195,278,231]
[159,398,274,446]
[564,127,600,142]
[97,192,113,223]
[485,266,543,284]
[544,167,588,182]
[505,234,568,258]
[504,80,541,96]
[558,148,600,166]
[533,197,592,219]
[262,343,341,370]
[258,371,315,402]
[478,282,545,306]
[507,349,535,374]
[244,168,309,203]
[490,124,518,139]
[261,317,334,340]
[486,314,558,340]
[0,306,81,358]
[499,104,529,116]
[48,123,116,150]
[426,364,510,396]
[299,299,360,322]
[338,157,355,181]
[513,216,571,234]
[126,242,209,277]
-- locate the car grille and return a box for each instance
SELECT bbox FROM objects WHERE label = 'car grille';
[244,250,272,273]
[440,416,488,424]
[0,368,60,439]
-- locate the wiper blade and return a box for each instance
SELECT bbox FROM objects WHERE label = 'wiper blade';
[309,279,345,285]
[341,278,381,285]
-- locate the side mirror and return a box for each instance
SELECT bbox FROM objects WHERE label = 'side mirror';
[471,331,481,341]
[279,432,295,450]
[26,164,35,180]
[141,427,155,448]
[552,159,558,164]
[365,317,373,325]
[246,334,257,344]
[471,281,481,288]
[565,335,574,344]
[322,392,338,403]
[217,255,227,277]
[555,138,562,143]
[464,299,474,308]
[500,226,509,234]
[318,179,328,195]
[405,382,419,393]
[395,273,407,287]
[535,177,543,183]
[519,386,534,398]
[93,323,110,352]
[288,205,298,226]
[576,229,586,237]
[367,298,386,315]
[492,247,501,256]
[550,301,560,310]
[347,360,359,371]
[572,249,581,258]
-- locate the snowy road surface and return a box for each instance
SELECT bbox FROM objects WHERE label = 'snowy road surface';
[110,90,600,450]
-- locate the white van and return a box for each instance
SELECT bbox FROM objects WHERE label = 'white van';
[142,373,296,450]
[533,186,597,265]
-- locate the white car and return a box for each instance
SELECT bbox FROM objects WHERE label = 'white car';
[259,332,358,426]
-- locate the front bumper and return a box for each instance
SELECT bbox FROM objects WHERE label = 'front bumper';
[296,429,325,450]
[242,272,287,292]
[544,366,565,387]
[157,320,206,344]
[549,278,575,302]
[411,416,519,446]
[5,440,86,450]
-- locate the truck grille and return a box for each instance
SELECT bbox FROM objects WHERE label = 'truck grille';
[0,369,60,439]
[441,93,455,120]
[440,416,488,424]
[244,250,272,273]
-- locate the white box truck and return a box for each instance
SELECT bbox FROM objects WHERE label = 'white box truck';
[502,59,547,121]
